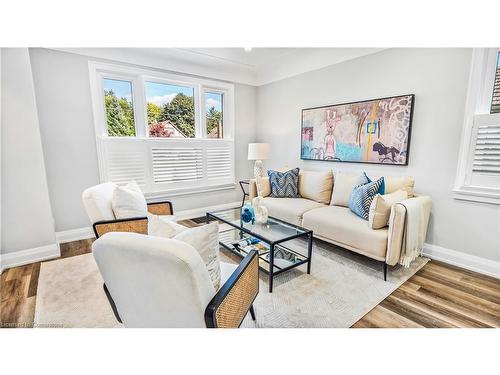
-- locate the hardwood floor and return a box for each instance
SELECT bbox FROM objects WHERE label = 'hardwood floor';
[1,229,499,328]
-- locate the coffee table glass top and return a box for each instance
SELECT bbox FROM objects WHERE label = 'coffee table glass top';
[208,207,309,244]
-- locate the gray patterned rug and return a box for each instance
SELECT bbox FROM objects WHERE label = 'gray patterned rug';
[35,238,427,328]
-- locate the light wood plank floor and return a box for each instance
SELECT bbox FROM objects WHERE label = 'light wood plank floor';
[1,226,499,328]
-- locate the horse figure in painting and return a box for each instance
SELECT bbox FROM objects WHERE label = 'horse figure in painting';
[372,141,400,163]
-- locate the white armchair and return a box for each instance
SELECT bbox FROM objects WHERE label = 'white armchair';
[92,232,259,328]
[82,182,174,238]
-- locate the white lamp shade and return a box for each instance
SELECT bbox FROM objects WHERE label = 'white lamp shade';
[248,143,271,160]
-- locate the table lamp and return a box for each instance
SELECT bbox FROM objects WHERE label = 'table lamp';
[248,143,270,178]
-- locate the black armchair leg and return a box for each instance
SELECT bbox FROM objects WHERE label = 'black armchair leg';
[383,263,387,281]
[249,305,256,321]
[103,283,122,323]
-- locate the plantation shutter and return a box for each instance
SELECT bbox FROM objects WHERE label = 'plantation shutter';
[468,114,500,189]
[98,137,235,195]
[206,142,233,181]
[152,147,203,184]
[472,124,500,174]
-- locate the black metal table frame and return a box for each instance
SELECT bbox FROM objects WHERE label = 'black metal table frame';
[206,212,313,293]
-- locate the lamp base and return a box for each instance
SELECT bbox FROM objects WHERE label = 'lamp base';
[253,160,264,178]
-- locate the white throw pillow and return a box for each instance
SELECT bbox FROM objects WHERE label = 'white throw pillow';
[147,213,185,238]
[111,181,148,219]
[368,190,408,229]
[173,222,221,290]
[330,172,361,207]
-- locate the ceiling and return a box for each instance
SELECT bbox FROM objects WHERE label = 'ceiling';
[56,47,384,86]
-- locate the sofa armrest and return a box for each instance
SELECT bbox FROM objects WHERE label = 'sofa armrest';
[385,195,432,266]
[204,250,259,328]
[147,201,173,216]
[249,179,258,201]
[93,217,148,239]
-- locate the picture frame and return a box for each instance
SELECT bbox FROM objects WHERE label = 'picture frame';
[300,94,415,165]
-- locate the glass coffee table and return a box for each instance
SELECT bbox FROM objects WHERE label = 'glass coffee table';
[206,207,313,293]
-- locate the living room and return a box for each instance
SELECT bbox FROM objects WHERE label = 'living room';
[1,2,499,374]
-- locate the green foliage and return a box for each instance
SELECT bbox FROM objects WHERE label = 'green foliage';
[206,106,223,138]
[147,102,162,125]
[160,93,195,138]
[105,90,135,136]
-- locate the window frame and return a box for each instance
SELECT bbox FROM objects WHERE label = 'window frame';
[202,88,226,139]
[88,61,236,197]
[454,48,500,205]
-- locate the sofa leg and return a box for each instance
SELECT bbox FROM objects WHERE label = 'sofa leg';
[383,263,387,281]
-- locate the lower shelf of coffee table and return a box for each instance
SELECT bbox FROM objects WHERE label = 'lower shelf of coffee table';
[219,227,309,275]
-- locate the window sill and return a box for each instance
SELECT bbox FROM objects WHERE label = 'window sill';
[145,182,236,200]
[453,186,500,205]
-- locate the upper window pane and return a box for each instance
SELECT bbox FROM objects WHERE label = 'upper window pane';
[145,82,195,138]
[205,92,223,138]
[103,78,136,136]
[491,52,500,114]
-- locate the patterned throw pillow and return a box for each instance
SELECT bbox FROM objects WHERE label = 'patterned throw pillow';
[348,175,385,220]
[268,168,300,198]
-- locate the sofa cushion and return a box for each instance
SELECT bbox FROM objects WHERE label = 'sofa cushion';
[368,190,408,229]
[268,168,300,198]
[348,176,385,220]
[384,176,415,197]
[262,197,325,226]
[298,170,333,204]
[256,176,271,197]
[330,172,363,207]
[302,206,388,260]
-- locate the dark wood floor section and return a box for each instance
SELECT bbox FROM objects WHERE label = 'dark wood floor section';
[1,228,499,328]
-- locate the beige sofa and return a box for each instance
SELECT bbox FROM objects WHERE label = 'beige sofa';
[249,170,432,279]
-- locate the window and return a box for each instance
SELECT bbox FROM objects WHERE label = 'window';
[454,48,500,205]
[103,78,136,136]
[145,82,195,138]
[205,91,224,138]
[89,62,235,197]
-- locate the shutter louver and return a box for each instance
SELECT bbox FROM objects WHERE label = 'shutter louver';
[206,145,232,180]
[472,124,500,174]
[107,150,147,186]
[152,147,203,184]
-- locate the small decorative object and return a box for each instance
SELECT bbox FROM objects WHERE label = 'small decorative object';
[241,203,255,224]
[252,196,269,224]
[301,94,414,165]
[248,143,271,178]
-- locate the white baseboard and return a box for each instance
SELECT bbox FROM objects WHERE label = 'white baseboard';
[423,243,500,279]
[54,201,242,243]
[56,227,94,244]
[0,243,60,272]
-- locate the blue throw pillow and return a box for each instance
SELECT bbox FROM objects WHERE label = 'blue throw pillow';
[348,176,385,220]
[268,168,300,198]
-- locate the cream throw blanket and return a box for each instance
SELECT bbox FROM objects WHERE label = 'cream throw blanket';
[398,199,425,268]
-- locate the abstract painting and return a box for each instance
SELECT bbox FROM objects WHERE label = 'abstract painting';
[301,94,414,165]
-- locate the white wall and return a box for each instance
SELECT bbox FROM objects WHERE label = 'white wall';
[257,48,500,263]
[28,48,257,232]
[1,48,56,254]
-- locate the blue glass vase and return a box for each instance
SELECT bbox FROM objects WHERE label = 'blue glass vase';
[241,204,255,224]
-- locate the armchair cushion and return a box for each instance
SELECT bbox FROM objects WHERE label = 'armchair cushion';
[173,222,222,290]
[82,182,117,223]
[111,181,148,219]
[147,214,186,238]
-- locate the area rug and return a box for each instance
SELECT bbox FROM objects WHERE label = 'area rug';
[35,239,428,328]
